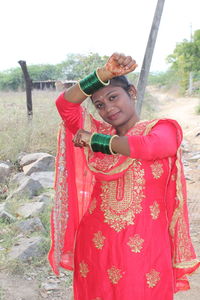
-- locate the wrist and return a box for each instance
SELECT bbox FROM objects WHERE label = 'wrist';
[97,67,114,82]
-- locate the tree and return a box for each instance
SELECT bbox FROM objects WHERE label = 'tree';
[167,29,200,92]
[59,53,109,80]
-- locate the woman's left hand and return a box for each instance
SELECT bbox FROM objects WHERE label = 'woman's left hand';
[73,129,92,148]
[104,53,138,77]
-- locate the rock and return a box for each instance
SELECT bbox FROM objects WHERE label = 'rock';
[0,202,16,223]
[19,152,49,167]
[42,282,60,291]
[8,236,45,261]
[8,177,43,200]
[30,171,54,188]
[35,193,52,205]
[16,217,45,233]
[0,162,12,183]
[187,153,200,162]
[9,172,27,188]
[17,202,45,218]
[23,154,55,175]
[0,210,16,223]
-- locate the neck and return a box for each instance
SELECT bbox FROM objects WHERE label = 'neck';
[116,115,140,136]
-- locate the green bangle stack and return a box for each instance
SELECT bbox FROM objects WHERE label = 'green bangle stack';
[90,133,118,155]
[78,69,110,97]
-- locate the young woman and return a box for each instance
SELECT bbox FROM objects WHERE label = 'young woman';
[49,53,199,300]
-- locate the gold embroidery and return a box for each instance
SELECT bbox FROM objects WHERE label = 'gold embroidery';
[100,161,145,232]
[127,234,144,253]
[171,174,176,181]
[107,266,123,284]
[173,259,200,269]
[89,198,97,214]
[150,161,164,179]
[79,261,89,278]
[150,201,160,220]
[93,231,106,249]
[146,269,160,288]
[83,114,152,176]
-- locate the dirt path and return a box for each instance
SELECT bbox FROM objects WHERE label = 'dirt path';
[150,87,200,300]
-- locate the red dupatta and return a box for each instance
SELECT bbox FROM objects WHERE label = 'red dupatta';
[48,115,199,293]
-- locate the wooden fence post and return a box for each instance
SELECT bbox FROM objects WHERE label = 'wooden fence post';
[18,60,33,119]
[136,0,166,116]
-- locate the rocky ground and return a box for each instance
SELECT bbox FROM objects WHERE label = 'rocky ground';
[0,88,200,300]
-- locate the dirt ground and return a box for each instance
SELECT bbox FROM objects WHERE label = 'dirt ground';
[151,87,200,300]
[0,88,199,299]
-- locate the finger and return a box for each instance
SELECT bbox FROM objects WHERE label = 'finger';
[125,60,137,70]
[117,53,126,65]
[122,56,133,66]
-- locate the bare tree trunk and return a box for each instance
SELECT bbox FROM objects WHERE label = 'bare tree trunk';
[18,60,33,119]
[136,0,166,116]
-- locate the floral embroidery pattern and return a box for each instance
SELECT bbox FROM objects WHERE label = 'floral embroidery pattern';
[127,234,144,253]
[150,161,164,179]
[146,269,160,288]
[100,161,145,232]
[107,266,123,284]
[89,198,97,214]
[93,231,106,249]
[79,261,89,278]
[149,202,160,220]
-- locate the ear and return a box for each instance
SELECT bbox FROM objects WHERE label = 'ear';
[128,84,137,100]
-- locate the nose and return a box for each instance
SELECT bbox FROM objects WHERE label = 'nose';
[105,101,114,113]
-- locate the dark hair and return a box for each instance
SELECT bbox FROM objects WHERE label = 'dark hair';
[109,75,132,94]
[91,75,136,101]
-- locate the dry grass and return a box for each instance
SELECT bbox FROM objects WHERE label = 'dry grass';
[0,89,157,163]
[0,90,60,162]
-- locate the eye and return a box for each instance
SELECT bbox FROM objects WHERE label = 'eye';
[95,102,104,110]
[109,95,117,101]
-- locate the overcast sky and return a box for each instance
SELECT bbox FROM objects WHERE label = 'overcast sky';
[0,0,199,72]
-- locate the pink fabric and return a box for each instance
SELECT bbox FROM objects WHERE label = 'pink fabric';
[49,93,200,300]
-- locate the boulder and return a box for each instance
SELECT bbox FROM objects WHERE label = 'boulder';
[16,217,45,234]
[30,171,54,188]
[35,193,53,205]
[0,202,16,223]
[8,236,45,261]
[17,202,45,218]
[19,152,48,167]
[9,172,27,188]
[7,177,43,200]
[23,154,55,175]
[0,162,12,183]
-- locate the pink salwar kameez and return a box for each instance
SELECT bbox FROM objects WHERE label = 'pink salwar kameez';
[48,93,200,300]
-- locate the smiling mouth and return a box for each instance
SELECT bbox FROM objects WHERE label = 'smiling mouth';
[107,111,121,121]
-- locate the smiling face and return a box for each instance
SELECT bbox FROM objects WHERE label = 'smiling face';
[91,84,139,135]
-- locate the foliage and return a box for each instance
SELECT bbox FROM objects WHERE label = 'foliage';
[58,52,109,80]
[166,29,200,93]
[0,53,110,90]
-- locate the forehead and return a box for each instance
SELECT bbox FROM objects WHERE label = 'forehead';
[92,85,123,102]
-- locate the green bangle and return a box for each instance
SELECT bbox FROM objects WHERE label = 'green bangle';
[89,133,118,155]
[79,69,110,96]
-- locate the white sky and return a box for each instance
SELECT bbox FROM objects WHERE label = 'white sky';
[0,0,199,72]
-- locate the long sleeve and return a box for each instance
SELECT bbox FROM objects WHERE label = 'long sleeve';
[127,121,180,160]
[55,92,83,134]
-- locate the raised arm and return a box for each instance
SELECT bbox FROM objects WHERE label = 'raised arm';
[73,121,181,160]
